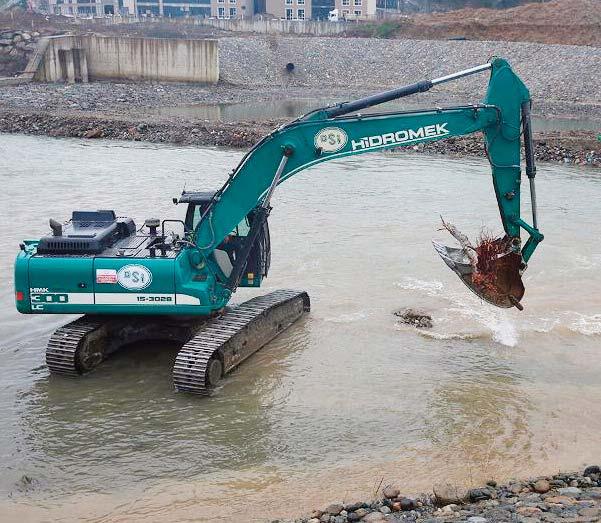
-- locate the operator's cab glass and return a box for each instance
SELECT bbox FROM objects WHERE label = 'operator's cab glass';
[178,192,270,287]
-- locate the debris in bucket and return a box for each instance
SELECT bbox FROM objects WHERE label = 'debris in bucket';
[438,217,524,309]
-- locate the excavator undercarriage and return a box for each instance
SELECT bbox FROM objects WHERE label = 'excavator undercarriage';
[47,289,310,394]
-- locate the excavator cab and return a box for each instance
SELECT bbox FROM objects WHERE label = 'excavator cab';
[178,191,271,287]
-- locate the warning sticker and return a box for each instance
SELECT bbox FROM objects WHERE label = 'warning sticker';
[96,269,118,284]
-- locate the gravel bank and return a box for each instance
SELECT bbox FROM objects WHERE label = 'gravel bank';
[1,108,599,167]
[287,466,601,523]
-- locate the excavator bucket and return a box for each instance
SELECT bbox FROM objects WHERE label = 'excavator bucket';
[432,241,525,310]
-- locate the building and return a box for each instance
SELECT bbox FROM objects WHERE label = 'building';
[265,0,374,19]
[47,0,136,15]
[210,0,254,19]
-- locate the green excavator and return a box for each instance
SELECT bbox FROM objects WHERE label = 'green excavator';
[14,58,543,394]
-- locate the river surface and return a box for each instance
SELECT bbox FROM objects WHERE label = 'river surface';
[0,134,600,522]
[148,98,601,132]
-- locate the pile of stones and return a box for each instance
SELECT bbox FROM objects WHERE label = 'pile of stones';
[285,466,601,523]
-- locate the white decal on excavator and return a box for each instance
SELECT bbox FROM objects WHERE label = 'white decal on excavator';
[314,127,348,153]
[351,123,449,151]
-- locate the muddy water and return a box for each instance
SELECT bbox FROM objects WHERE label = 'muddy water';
[0,134,600,522]
[148,98,601,132]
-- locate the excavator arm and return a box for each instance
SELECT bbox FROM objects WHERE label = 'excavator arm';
[195,58,543,309]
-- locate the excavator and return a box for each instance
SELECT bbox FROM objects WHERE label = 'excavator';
[14,58,544,394]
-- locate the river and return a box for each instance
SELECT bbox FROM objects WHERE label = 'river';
[0,134,600,522]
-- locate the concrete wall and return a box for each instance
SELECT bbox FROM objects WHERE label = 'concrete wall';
[200,17,348,35]
[37,35,219,83]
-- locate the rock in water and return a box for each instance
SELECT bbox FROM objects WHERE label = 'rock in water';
[394,308,433,328]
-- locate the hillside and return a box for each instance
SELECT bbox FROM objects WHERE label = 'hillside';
[395,0,601,46]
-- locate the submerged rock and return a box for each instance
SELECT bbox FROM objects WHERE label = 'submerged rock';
[394,308,433,329]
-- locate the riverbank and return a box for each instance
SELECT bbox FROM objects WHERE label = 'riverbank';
[1,108,599,167]
[292,466,601,523]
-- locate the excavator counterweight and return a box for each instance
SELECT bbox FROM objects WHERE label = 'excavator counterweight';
[14,57,543,394]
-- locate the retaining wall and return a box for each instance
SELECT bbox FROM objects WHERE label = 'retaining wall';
[37,34,219,83]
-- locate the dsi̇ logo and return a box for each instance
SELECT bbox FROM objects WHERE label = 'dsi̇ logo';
[117,265,152,290]
[314,127,348,153]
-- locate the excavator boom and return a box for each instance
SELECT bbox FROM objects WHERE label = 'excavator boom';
[195,58,543,308]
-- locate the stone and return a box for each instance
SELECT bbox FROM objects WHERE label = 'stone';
[345,503,366,512]
[442,504,458,513]
[394,308,433,328]
[309,519,320,523]
[319,515,330,523]
[558,487,581,496]
[354,508,369,518]
[347,514,360,522]
[486,480,497,487]
[579,507,600,517]
[400,498,416,511]
[324,503,344,515]
[534,480,551,493]
[84,127,103,139]
[311,510,323,518]
[363,513,386,522]
[333,516,345,523]
[469,488,493,502]
[383,486,400,499]
[584,466,601,477]
[517,506,542,516]
[545,496,575,505]
[433,483,469,505]
[467,517,487,523]
[380,506,391,514]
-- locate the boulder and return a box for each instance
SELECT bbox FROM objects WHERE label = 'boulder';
[382,486,400,499]
[323,503,343,515]
[533,479,551,493]
[433,483,469,505]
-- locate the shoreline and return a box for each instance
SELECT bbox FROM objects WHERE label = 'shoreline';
[1,109,599,168]
[292,466,601,523]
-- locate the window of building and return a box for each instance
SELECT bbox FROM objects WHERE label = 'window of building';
[342,8,349,14]
[297,0,304,4]
[217,0,224,3]
[229,6,236,16]
[297,8,304,18]
[285,0,292,4]
[285,7,293,18]
[353,0,361,5]
[342,0,349,5]
[218,6,225,16]
[354,8,361,14]
[229,0,235,3]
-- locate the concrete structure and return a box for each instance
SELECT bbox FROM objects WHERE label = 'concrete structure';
[265,0,310,19]
[199,17,347,34]
[136,0,211,17]
[35,35,219,83]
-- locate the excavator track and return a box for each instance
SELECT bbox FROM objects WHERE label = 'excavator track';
[46,317,104,376]
[173,289,310,395]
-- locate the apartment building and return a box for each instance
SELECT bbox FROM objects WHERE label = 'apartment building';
[210,0,254,19]
[47,0,135,16]
[335,0,376,19]
[265,0,309,20]
[265,0,373,19]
